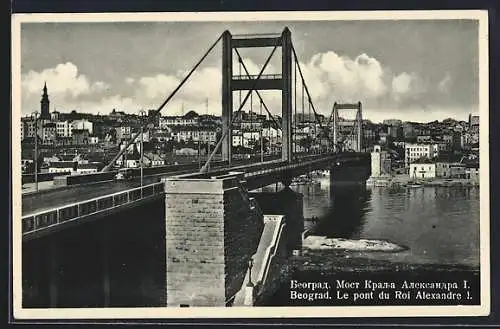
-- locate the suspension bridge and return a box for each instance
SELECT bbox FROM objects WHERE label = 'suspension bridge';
[21,27,371,308]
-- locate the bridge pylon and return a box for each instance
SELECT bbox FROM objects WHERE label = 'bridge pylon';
[332,102,363,152]
[221,28,293,165]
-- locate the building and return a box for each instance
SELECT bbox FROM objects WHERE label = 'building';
[20,120,25,140]
[465,161,480,184]
[54,137,73,147]
[147,153,165,167]
[160,112,199,127]
[370,145,391,177]
[48,161,77,174]
[72,129,90,145]
[383,119,402,126]
[21,117,40,139]
[442,132,461,150]
[76,162,101,174]
[71,119,93,135]
[40,82,51,120]
[116,125,132,142]
[436,162,466,178]
[388,125,403,140]
[42,122,57,145]
[56,120,72,137]
[89,135,100,144]
[151,130,172,142]
[469,114,479,127]
[51,110,60,121]
[231,130,261,148]
[416,135,432,143]
[363,126,377,148]
[403,122,416,138]
[171,126,217,144]
[378,132,389,145]
[232,132,243,147]
[405,143,440,167]
[239,120,263,131]
[147,109,161,127]
[43,155,60,166]
[124,152,141,168]
[409,158,436,179]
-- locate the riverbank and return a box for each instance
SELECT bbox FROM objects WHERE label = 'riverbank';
[291,249,479,273]
[366,174,479,188]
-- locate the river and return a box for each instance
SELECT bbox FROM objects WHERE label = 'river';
[263,174,480,268]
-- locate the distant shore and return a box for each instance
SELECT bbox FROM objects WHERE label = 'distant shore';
[366,174,479,188]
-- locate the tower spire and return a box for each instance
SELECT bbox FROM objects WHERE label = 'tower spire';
[40,82,50,120]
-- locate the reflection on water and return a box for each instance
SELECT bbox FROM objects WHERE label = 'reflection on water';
[261,174,480,268]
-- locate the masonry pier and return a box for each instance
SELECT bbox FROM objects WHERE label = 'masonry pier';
[163,173,264,306]
[163,172,306,306]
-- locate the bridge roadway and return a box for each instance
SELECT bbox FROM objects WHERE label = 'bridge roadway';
[21,152,369,241]
[21,154,288,216]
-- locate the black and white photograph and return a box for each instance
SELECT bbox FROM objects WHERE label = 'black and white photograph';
[11,10,490,318]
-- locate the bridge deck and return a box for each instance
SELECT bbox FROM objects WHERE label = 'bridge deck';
[22,153,368,217]
[22,178,158,216]
[21,156,279,216]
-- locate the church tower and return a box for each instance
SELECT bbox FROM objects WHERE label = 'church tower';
[40,82,50,120]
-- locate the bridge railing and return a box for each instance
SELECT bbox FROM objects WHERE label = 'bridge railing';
[233,74,282,80]
[244,153,366,179]
[22,182,164,236]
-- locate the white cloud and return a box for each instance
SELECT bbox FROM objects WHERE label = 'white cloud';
[91,81,110,92]
[301,51,387,103]
[392,72,414,94]
[137,74,180,100]
[21,62,107,98]
[20,53,428,117]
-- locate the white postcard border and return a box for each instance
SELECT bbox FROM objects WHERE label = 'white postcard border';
[11,9,490,319]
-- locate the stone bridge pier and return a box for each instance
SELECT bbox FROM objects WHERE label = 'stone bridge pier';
[163,173,264,306]
[163,171,307,307]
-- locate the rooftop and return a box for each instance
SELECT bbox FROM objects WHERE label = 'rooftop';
[49,161,77,168]
[77,162,103,170]
[411,158,435,164]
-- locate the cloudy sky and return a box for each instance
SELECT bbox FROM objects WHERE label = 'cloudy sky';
[20,19,479,123]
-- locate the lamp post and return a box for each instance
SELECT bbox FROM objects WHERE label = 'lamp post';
[198,139,201,170]
[138,110,147,191]
[31,111,39,192]
[260,131,264,163]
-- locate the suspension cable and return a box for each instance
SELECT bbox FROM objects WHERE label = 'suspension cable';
[302,80,305,128]
[291,45,324,132]
[102,33,224,172]
[294,60,297,155]
[239,57,242,107]
[250,89,253,147]
[200,45,279,173]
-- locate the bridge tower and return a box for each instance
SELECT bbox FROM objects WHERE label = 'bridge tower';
[332,102,363,152]
[221,28,293,165]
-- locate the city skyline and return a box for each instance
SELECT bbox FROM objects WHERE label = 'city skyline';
[20,18,480,123]
[21,84,477,126]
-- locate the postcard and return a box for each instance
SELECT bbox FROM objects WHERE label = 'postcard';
[11,10,490,319]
